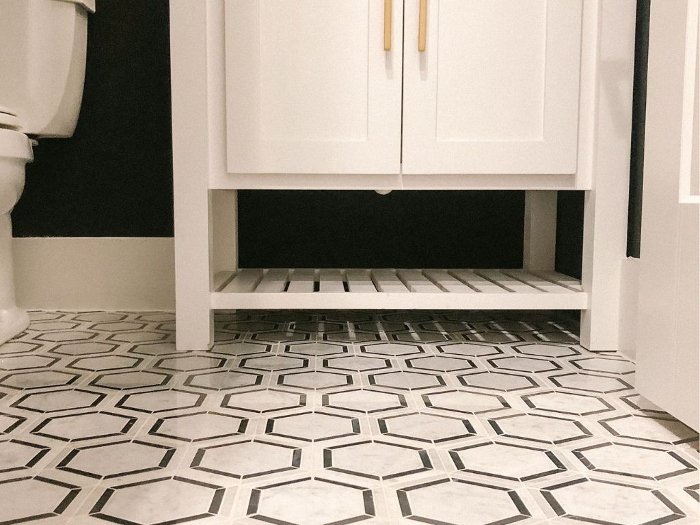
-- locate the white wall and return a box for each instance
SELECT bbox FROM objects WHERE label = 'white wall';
[13,237,175,310]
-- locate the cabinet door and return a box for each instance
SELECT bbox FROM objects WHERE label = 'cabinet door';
[225,0,402,174]
[402,0,583,175]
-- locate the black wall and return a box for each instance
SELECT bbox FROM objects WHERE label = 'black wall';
[238,190,525,269]
[627,0,651,258]
[13,0,649,278]
[12,0,173,237]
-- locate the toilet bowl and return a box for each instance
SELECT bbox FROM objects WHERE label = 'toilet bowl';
[0,0,94,345]
[0,126,33,345]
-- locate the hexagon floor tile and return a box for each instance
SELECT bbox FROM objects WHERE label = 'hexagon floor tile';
[0,370,80,390]
[90,476,225,524]
[12,388,106,413]
[266,411,360,442]
[522,391,615,416]
[458,371,540,392]
[116,388,205,413]
[449,441,566,481]
[184,370,263,391]
[600,415,699,445]
[322,389,407,414]
[221,388,306,413]
[379,412,476,444]
[0,439,50,473]
[192,439,301,478]
[572,442,697,481]
[90,370,172,390]
[0,310,696,524]
[0,476,81,523]
[149,411,248,442]
[369,370,446,391]
[436,342,502,357]
[489,413,593,445]
[541,478,686,524]
[406,355,477,373]
[285,341,348,356]
[323,355,391,372]
[57,439,175,479]
[324,440,432,480]
[278,370,353,390]
[422,389,510,415]
[248,477,375,525]
[31,411,138,442]
[397,478,531,525]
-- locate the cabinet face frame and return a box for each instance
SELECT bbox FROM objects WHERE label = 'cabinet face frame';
[211,0,598,190]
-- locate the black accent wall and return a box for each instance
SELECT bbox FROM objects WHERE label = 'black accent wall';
[12,0,174,237]
[627,0,651,258]
[12,0,648,279]
[238,190,525,269]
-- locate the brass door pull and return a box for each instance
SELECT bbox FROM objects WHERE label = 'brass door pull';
[418,0,427,52]
[384,0,392,51]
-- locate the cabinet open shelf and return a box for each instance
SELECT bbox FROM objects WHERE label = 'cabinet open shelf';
[211,268,587,311]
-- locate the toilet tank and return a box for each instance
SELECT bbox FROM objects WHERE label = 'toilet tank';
[0,0,95,137]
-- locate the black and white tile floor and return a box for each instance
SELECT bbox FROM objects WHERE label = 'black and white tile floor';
[0,310,698,525]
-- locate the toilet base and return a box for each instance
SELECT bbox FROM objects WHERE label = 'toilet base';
[0,306,29,346]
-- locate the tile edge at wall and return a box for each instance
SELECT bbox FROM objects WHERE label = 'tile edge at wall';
[13,237,175,310]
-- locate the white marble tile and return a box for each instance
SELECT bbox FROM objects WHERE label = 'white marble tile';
[541,478,686,524]
[0,310,695,525]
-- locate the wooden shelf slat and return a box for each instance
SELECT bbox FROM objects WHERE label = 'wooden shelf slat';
[287,269,316,293]
[477,270,544,294]
[423,270,475,293]
[450,270,504,293]
[371,269,410,293]
[319,269,345,293]
[346,270,378,293]
[255,269,290,293]
[220,269,263,293]
[504,269,576,294]
[396,270,442,293]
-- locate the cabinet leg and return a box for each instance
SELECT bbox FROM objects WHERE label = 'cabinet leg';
[176,308,214,351]
[174,192,214,351]
[523,191,557,271]
[170,0,220,351]
[173,183,214,351]
[580,188,628,352]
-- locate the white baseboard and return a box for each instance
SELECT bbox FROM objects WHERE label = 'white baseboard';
[617,257,640,360]
[13,237,175,310]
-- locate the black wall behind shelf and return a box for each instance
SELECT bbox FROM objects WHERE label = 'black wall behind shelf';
[12,0,649,280]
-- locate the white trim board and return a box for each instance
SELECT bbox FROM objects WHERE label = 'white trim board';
[13,237,175,310]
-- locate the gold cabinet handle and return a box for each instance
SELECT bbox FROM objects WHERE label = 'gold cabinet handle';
[418,0,427,52]
[384,0,392,51]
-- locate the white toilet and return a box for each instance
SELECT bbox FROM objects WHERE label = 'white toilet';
[0,0,94,345]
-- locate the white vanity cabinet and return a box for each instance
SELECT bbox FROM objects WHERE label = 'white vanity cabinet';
[170,0,638,352]
[224,0,584,178]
